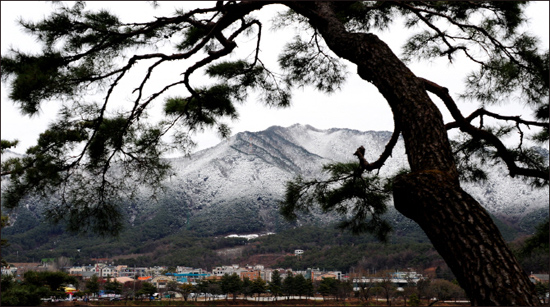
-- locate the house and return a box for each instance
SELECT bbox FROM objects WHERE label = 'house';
[307,268,323,280]
[68,265,98,279]
[4,262,43,280]
[254,265,264,271]
[240,270,260,280]
[317,272,341,281]
[100,265,117,278]
[295,249,304,256]
[212,265,240,276]
[391,270,423,280]
[69,266,86,275]
[205,275,223,281]
[530,274,550,284]
[279,269,294,280]
[148,266,168,277]
[177,266,206,274]
[1,265,17,276]
[152,276,175,291]
[260,268,273,282]
[119,266,148,278]
[175,267,208,282]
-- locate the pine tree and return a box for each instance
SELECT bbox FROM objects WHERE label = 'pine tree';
[104,278,122,295]
[1,2,547,305]
[268,270,282,301]
[318,277,338,300]
[292,274,305,299]
[282,272,295,300]
[241,277,253,299]
[220,273,242,301]
[85,275,100,297]
[137,282,157,299]
[251,277,267,300]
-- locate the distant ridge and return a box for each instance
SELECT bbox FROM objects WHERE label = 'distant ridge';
[3,124,548,239]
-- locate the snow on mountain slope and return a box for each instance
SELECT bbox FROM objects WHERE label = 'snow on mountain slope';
[155,124,546,235]
[0,149,23,162]
[2,125,547,236]
[163,124,407,208]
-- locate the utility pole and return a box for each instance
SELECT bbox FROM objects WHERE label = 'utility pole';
[133,265,136,301]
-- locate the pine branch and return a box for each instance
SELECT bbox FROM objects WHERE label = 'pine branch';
[399,2,527,69]
[354,124,401,173]
[447,108,548,129]
[420,77,548,180]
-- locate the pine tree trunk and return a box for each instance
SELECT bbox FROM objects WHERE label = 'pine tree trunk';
[287,2,540,305]
[393,169,538,305]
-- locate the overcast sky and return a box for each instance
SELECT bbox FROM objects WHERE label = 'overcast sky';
[1,1,548,156]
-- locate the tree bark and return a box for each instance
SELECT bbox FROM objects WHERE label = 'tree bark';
[286,2,540,305]
[393,170,538,305]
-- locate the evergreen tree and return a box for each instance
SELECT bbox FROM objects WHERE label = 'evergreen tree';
[1,270,81,305]
[206,280,222,301]
[318,277,338,300]
[305,277,315,300]
[293,273,308,299]
[104,278,122,294]
[220,273,242,301]
[268,270,282,301]
[251,277,267,300]
[1,1,547,304]
[282,272,295,300]
[23,270,77,298]
[85,275,100,297]
[534,282,549,305]
[520,218,550,257]
[1,216,10,267]
[241,277,253,299]
[0,282,44,306]
[137,282,157,299]
[408,293,421,307]
[195,279,210,301]
[1,274,46,306]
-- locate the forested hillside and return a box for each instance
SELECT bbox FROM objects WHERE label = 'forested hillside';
[2,205,547,276]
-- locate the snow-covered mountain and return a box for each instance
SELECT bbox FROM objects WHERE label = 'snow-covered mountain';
[2,124,548,237]
[143,124,411,234]
[127,124,546,235]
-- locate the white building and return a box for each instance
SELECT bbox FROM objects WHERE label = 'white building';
[1,266,17,276]
[212,265,243,276]
[100,266,116,278]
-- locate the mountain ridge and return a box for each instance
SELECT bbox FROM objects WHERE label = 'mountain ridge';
[2,124,548,240]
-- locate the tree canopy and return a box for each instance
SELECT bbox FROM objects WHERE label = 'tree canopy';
[1,1,547,305]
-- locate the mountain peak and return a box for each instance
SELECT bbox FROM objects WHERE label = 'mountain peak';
[4,125,548,238]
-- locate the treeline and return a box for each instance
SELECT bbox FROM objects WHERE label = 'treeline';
[0,269,478,306]
[3,222,548,276]
[240,225,443,273]
[1,271,78,305]
[2,203,548,276]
